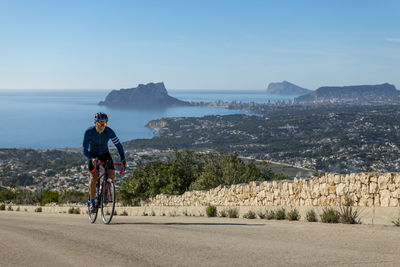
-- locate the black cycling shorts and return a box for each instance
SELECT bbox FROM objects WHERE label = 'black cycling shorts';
[88,152,115,172]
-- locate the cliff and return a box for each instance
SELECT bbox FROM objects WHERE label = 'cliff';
[99,82,191,108]
[266,81,312,96]
[295,83,400,103]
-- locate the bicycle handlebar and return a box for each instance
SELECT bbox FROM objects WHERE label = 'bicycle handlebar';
[91,161,125,175]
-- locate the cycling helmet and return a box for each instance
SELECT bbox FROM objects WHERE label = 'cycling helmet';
[94,112,108,122]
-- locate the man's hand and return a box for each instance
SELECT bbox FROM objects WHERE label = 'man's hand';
[92,158,97,167]
[122,159,127,169]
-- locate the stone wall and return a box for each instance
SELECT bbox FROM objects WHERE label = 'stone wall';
[143,172,400,207]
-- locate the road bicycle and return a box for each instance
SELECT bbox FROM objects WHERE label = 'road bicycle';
[88,160,124,224]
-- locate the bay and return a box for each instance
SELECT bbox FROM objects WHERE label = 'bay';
[0,89,292,149]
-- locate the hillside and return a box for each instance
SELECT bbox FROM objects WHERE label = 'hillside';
[295,83,400,103]
[266,81,311,96]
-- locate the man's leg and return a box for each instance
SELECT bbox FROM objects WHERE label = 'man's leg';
[89,170,98,200]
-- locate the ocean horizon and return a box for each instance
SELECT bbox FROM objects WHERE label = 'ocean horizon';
[0,89,293,149]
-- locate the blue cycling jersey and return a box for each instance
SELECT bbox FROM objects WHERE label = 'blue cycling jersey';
[82,126,125,161]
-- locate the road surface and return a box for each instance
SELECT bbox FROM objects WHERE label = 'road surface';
[1,211,400,266]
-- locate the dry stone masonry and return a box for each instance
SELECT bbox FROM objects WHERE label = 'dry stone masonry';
[143,172,400,207]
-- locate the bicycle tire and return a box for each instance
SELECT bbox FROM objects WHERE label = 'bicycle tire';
[88,180,100,223]
[101,177,116,224]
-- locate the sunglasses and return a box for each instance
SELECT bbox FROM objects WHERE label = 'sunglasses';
[96,122,107,127]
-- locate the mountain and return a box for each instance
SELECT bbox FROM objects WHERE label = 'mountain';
[295,83,400,103]
[99,82,191,108]
[266,81,312,96]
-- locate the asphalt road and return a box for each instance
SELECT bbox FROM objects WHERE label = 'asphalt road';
[1,211,400,266]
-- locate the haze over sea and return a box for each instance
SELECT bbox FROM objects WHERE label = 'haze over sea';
[0,89,292,149]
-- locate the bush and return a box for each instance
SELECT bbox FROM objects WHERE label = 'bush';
[35,207,42,212]
[0,204,5,210]
[40,189,60,206]
[16,206,20,212]
[227,208,238,218]
[120,210,128,216]
[339,196,360,224]
[287,208,300,221]
[68,207,81,214]
[219,210,227,217]
[243,210,256,219]
[206,205,217,217]
[275,208,286,220]
[257,211,266,219]
[306,209,318,222]
[320,208,340,223]
[266,210,275,220]
[7,206,13,211]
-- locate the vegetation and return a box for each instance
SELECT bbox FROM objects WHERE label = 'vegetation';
[35,207,42,212]
[266,210,276,220]
[40,189,60,206]
[243,210,256,219]
[68,207,81,214]
[306,209,318,222]
[227,208,239,218]
[275,208,286,220]
[339,196,360,224]
[206,205,217,217]
[392,218,400,226]
[257,211,266,219]
[320,208,340,223]
[120,210,128,216]
[118,150,283,205]
[287,208,300,221]
[219,210,227,217]
[0,204,5,210]
[7,205,13,211]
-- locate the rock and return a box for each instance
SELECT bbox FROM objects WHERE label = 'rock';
[380,190,391,207]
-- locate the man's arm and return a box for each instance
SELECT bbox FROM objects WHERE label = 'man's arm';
[109,129,125,161]
[82,130,93,160]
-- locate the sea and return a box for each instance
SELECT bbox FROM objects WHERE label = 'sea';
[0,89,293,149]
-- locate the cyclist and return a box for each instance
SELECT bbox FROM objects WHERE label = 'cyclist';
[83,112,126,213]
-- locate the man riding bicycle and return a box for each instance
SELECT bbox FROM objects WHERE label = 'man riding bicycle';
[83,112,126,213]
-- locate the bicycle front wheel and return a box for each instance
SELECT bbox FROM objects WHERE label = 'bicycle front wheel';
[101,179,116,224]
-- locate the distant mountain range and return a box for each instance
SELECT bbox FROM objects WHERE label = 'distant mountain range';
[266,81,312,96]
[99,82,190,108]
[295,83,400,103]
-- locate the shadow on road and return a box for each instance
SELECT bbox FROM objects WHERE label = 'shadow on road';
[111,222,266,226]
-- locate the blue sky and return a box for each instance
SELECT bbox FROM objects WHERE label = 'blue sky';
[0,0,399,90]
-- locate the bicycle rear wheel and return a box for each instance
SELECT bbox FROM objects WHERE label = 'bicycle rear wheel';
[88,181,100,223]
[101,178,116,224]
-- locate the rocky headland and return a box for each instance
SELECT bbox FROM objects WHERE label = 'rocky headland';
[99,82,191,109]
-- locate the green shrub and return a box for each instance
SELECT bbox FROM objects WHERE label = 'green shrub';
[68,207,81,214]
[287,208,300,221]
[266,210,276,220]
[275,208,286,220]
[257,211,266,219]
[243,210,256,219]
[206,205,217,217]
[339,196,360,224]
[306,209,318,222]
[219,210,227,217]
[16,207,20,212]
[227,208,238,218]
[0,204,6,210]
[320,208,339,223]
[7,206,13,211]
[120,210,128,216]
[35,207,42,212]
[40,189,60,206]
